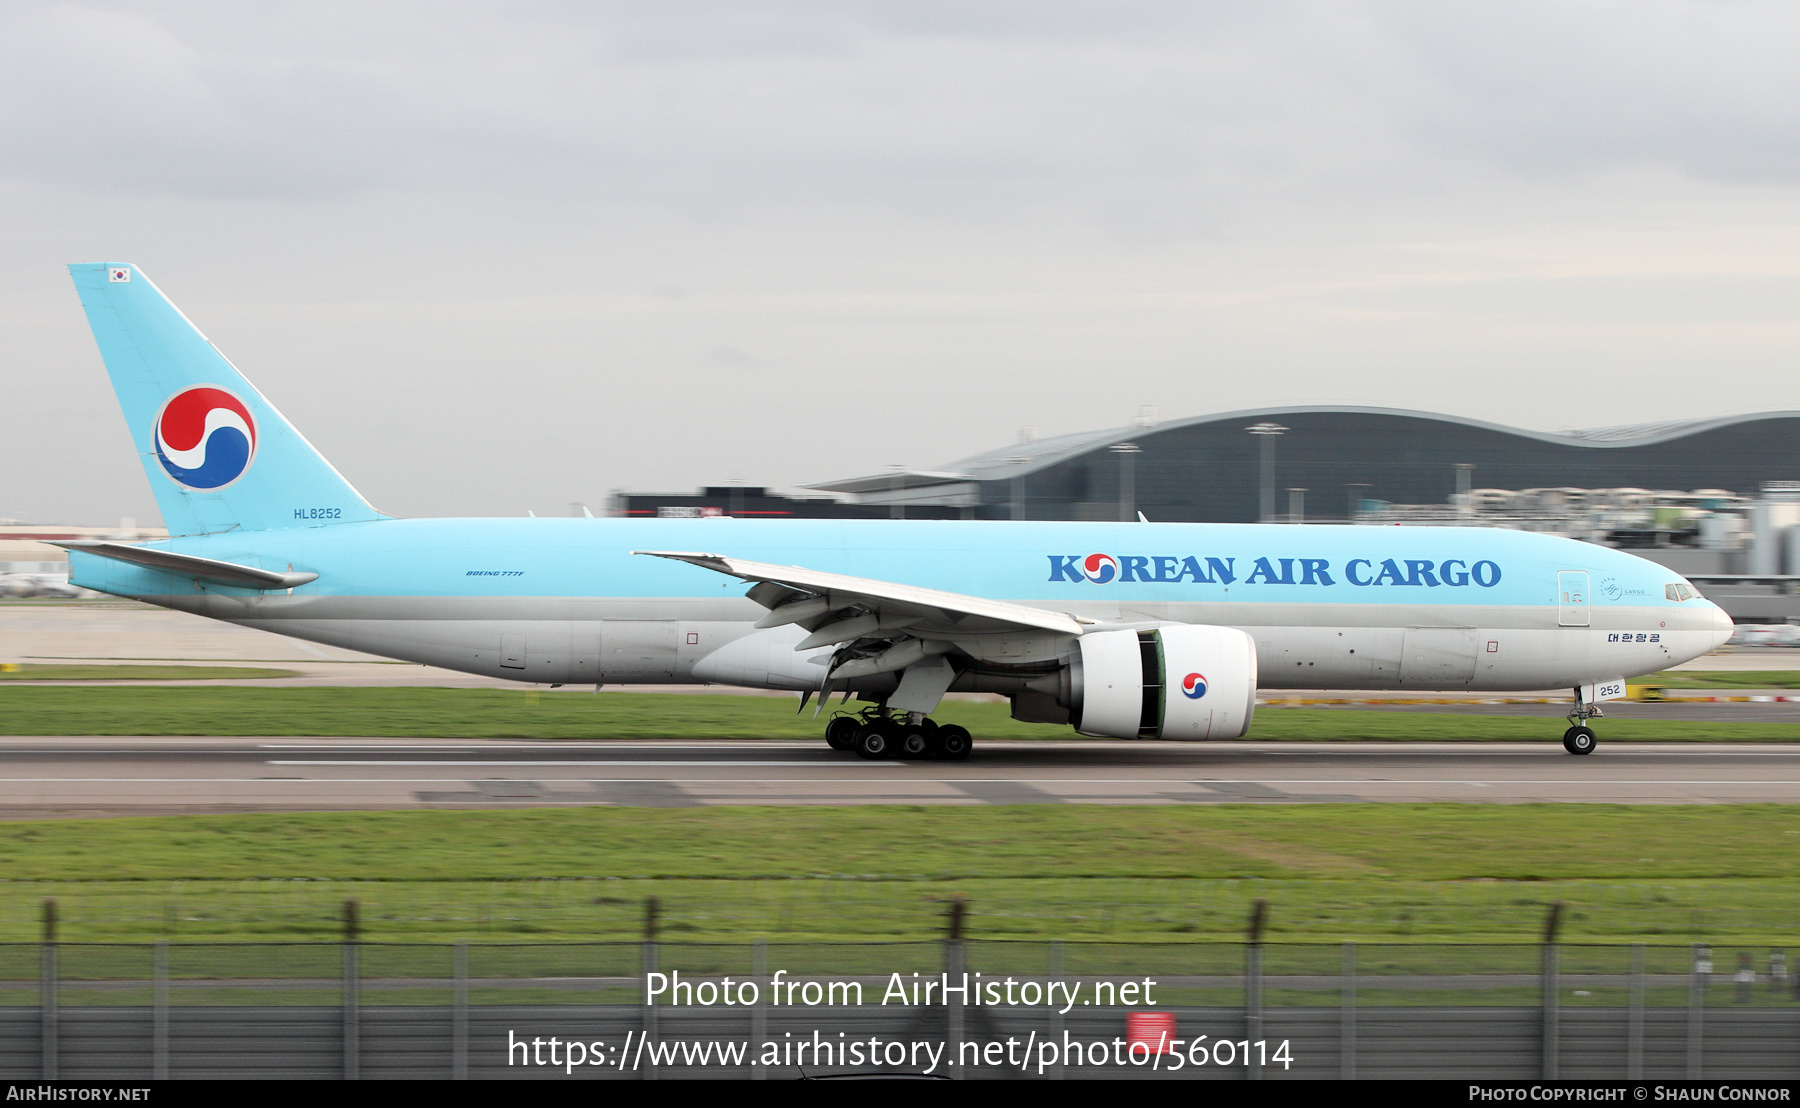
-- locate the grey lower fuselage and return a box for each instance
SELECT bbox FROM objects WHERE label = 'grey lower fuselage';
[142,591,1726,694]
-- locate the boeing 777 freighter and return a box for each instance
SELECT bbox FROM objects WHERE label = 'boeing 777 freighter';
[56,264,1734,759]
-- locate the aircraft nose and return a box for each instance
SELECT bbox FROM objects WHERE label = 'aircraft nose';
[1703,601,1734,651]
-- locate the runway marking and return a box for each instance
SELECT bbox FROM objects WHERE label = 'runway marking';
[262,759,894,767]
[9,743,1800,759]
[0,778,564,784]
[0,777,1796,787]
[1260,750,1800,758]
[935,778,1800,786]
[255,743,825,750]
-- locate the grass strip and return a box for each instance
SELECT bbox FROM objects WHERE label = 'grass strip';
[0,664,298,681]
[7,877,1795,946]
[2,805,1800,944]
[3,803,1798,881]
[0,686,1795,739]
[1649,670,1800,689]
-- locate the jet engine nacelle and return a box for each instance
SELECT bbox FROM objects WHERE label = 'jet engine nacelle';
[1074,624,1258,740]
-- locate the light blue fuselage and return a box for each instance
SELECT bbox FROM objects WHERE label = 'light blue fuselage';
[69,517,1733,694]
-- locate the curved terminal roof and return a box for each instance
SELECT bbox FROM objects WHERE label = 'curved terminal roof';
[926,407,1800,484]
[806,406,1800,523]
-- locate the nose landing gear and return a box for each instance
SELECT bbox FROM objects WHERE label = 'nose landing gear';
[1562,726,1597,755]
[1563,688,1602,755]
[824,707,973,760]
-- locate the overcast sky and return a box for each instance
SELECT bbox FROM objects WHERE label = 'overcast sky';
[4,1,1800,525]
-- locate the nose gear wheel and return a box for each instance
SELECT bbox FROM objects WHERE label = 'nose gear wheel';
[1563,726,1596,755]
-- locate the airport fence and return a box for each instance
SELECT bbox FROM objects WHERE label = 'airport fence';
[7,934,1800,1079]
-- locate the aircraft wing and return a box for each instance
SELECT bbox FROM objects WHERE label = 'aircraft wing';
[52,540,319,591]
[633,550,1085,646]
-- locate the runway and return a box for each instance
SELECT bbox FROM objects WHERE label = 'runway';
[6,738,1800,814]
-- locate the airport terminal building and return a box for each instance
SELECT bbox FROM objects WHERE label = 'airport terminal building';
[619,406,1800,622]
[804,407,1800,625]
[807,407,1800,525]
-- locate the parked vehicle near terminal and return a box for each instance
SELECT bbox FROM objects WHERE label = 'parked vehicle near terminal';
[0,572,88,599]
[1729,624,1800,648]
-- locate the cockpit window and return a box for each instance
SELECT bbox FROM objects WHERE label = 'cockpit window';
[1665,583,1698,602]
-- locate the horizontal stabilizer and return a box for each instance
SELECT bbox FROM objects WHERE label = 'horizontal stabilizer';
[52,541,318,590]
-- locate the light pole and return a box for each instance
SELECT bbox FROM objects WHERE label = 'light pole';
[1454,463,1475,520]
[1287,488,1306,524]
[887,465,906,520]
[1246,423,1288,523]
[1004,456,1030,521]
[1110,442,1142,522]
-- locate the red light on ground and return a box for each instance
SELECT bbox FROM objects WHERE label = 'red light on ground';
[1125,1010,1176,1054]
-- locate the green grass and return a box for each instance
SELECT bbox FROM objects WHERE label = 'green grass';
[0,687,1066,739]
[14,877,1797,949]
[0,664,298,681]
[0,686,1795,739]
[1649,670,1800,689]
[1249,709,1796,742]
[6,805,1800,944]
[14,804,1800,881]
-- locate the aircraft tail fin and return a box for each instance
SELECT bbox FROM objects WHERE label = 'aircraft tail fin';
[68,263,387,535]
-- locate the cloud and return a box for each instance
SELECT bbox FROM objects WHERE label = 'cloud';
[1376,0,1800,183]
[3,2,1800,525]
[29,1,1794,215]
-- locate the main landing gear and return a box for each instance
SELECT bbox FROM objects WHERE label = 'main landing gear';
[823,707,971,761]
[1563,688,1601,755]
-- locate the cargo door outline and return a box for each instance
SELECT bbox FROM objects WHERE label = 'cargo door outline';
[499,633,526,670]
[1558,571,1591,627]
[600,619,680,680]
[1399,626,1478,687]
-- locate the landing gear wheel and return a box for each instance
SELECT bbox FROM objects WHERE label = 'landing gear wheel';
[824,716,859,751]
[898,729,931,758]
[936,724,972,761]
[1562,726,1596,756]
[854,724,894,760]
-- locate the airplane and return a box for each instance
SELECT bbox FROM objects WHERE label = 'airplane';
[55,263,1734,759]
